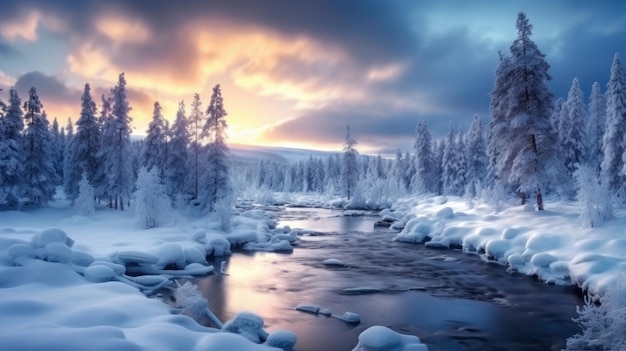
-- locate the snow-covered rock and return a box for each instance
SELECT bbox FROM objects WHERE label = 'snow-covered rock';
[352,326,428,351]
[156,243,186,270]
[42,242,73,263]
[323,258,346,267]
[84,264,117,282]
[333,311,360,324]
[264,330,297,351]
[115,250,159,266]
[222,311,267,343]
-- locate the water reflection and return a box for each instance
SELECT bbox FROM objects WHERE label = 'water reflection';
[191,208,581,351]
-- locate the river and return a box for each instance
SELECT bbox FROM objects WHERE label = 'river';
[191,207,582,351]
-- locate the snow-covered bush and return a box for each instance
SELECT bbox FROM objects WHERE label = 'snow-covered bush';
[566,273,626,350]
[213,194,235,231]
[174,281,222,328]
[574,164,612,228]
[74,172,95,216]
[133,167,175,228]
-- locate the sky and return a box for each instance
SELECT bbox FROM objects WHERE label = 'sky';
[0,0,625,155]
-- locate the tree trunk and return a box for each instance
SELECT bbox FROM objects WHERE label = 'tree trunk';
[536,187,544,211]
[109,196,112,208]
[529,134,544,211]
[520,191,526,205]
[114,196,118,210]
[120,195,124,211]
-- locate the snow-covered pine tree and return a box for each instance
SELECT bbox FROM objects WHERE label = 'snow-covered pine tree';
[94,95,112,203]
[454,126,468,195]
[49,117,64,184]
[133,167,174,228]
[65,84,101,202]
[601,54,626,193]
[141,101,167,176]
[165,100,190,200]
[432,140,445,195]
[391,150,406,191]
[188,93,203,200]
[563,78,587,173]
[465,114,488,198]
[340,125,359,200]
[0,89,25,209]
[106,73,134,210]
[199,84,231,212]
[587,82,606,175]
[441,123,457,196]
[489,13,557,210]
[74,172,95,216]
[22,87,56,207]
[411,121,435,194]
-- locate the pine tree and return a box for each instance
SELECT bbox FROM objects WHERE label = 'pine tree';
[0,89,25,209]
[74,172,95,216]
[561,78,587,179]
[22,87,56,206]
[65,84,101,202]
[165,100,190,199]
[411,121,435,194]
[465,114,488,197]
[340,125,359,200]
[94,95,113,202]
[441,123,457,195]
[199,84,231,212]
[105,73,134,210]
[188,93,203,200]
[134,167,173,228]
[488,13,557,210]
[587,82,606,175]
[141,101,167,176]
[601,54,626,193]
[50,117,64,184]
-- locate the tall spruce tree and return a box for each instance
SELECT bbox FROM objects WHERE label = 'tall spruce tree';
[488,13,557,210]
[411,121,435,194]
[141,101,167,176]
[22,87,56,206]
[165,100,191,199]
[188,93,203,199]
[587,82,606,175]
[65,84,101,202]
[601,54,626,193]
[105,73,134,210]
[465,114,488,197]
[561,78,587,179]
[199,84,231,212]
[0,89,25,209]
[340,125,359,200]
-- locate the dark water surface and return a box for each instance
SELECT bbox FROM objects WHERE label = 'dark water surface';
[194,207,582,351]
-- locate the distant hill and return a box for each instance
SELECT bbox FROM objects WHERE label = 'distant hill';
[229,144,338,163]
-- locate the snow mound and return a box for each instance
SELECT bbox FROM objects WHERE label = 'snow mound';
[155,243,186,270]
[32,228,74,248]
[206,237,231,256]
[264,330,297,351]
[352,326,428,351]
[295,304,321,314]
[323,258,346,267]
[333,311,361,324]
[42,242,73,263]
[435,207,454,219]
[84,264,117,282]
[115,250,159,266]
[222,311,268,343]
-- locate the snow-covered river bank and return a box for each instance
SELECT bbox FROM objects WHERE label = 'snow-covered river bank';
[191,207,582,351]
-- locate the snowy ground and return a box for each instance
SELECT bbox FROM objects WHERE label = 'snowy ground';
[2,191,620,351]
[0,194,301,351]
[388,195,626,295]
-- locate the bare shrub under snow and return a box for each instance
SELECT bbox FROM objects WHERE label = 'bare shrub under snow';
[133,167,175,228]
[566,273,626,350]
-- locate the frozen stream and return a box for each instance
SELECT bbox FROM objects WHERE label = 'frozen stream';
[193,207,582,351]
